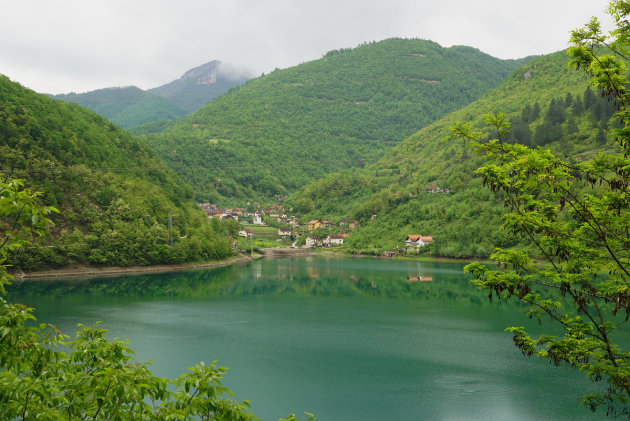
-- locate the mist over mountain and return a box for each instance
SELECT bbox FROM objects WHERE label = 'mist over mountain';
[141,39,529,204]
[50,60,253,129]
[148,60,254,112]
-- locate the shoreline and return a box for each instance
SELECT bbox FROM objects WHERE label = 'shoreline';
[11,249,484,281]
[12,253,264,280]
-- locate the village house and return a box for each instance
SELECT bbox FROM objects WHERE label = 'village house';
[407,276,433,282]
[308,220,321,231]
[278,227,292,238]
[305,236,320,248]
[326,234,344,246]
[405,235,434,248]
[349,220,361,229]
[321,220,333,228]
[253,214,263,225]
[238,228,254,238]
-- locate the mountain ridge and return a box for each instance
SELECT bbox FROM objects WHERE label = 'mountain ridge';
[287,50,608,257]
[148,60,253,112]
[50,60,252,128]
[141,38,531,204]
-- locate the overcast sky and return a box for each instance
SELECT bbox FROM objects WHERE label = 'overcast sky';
[0,0,613,94]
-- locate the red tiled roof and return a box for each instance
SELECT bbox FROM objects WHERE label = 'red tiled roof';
[406,235,433,242]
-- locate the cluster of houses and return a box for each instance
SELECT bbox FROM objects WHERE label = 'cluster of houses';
[199,203,435,253]
[305,233,347,248]
[198,203,245,220]
[307,219,360,231]
[302,219,363,248]
[198,203,299,226]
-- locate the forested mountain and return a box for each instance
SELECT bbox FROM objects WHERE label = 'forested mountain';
[51,86,188,129]
[289,50,611,258]
[141,39,530,204]
[0,75,234,270]
[50,60,252,129]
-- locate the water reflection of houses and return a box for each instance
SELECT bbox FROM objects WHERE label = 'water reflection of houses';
[407,276,433,282]
[308,264,321,279]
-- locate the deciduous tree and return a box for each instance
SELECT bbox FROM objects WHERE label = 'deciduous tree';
[0,178,313,420]
[450,2,630,416]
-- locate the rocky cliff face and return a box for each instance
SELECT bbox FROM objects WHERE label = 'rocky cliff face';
[180,61,221,85]
[148,60,252,112]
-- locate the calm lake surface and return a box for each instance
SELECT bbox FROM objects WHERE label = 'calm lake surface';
[9,256,607,420]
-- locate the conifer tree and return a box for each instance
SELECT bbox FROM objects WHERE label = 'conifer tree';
[572,94,584,115]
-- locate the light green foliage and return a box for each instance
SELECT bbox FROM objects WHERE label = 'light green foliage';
[0,181,311,420]
[290,46,615,258]
[52,86,188,129]
[0,311,258,420]
[142,39,526,204]
[0,177,57,292]
[449,4,630,415]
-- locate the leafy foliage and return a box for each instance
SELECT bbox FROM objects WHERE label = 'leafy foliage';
[0,179,312,420]
[141,39,527,204]
[448,3,630,415]
[0,178,57,292]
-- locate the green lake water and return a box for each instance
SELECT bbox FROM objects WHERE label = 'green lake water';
[8,256,609,420]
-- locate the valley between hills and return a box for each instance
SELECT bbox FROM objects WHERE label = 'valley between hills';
[0,37,613,269]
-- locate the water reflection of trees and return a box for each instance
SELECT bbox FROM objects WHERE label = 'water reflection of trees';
[8,258,520,307]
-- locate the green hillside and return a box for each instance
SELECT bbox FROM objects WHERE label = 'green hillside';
[0,75,233,270]
[141,39,530,204]
[288,50,613,258]
[52,86,188,129]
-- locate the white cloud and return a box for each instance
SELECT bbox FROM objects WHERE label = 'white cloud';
[0,0,612,94]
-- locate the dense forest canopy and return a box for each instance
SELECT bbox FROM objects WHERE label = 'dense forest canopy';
[0,75,233,270]
[51,86,188,129]
[288,50,610,258]
[141,38,529,204]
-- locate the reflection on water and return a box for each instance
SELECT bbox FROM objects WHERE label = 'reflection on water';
[6,256,605,421]
[9,256,477,304]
